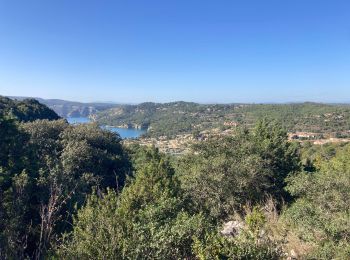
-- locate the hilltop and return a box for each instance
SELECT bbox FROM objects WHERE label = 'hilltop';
[0,96,60,122]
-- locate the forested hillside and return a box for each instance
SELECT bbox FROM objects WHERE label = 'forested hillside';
[95,101,350,138]
[9,96,119,118]
[1,99,350,259]
[0,96,60,121]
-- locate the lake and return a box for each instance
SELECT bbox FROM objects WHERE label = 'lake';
[67,117,146,139]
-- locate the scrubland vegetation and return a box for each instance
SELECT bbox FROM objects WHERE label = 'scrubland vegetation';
[1,98,350,259]
[95,101,350,139]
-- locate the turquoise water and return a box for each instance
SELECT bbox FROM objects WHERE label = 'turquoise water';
[67,117,146,139]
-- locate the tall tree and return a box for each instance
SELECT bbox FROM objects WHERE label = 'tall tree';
[177,120,300,221]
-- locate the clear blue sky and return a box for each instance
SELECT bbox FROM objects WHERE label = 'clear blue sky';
[0,0,349,103]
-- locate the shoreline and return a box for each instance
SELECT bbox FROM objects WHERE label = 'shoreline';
[103,124,148,132]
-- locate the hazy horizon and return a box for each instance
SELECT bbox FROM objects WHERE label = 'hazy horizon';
[6,94,350,105]
[1,1,349,103]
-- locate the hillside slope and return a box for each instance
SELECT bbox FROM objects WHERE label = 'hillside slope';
[0,96,60,122]
[95,101,350,138]
[9,96,119,118]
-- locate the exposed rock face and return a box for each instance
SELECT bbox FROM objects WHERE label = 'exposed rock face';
[220,220,244,237]
[287,249,298,260]
[118,123,149,130]
[52,105,100,117]
[8,97,120,118]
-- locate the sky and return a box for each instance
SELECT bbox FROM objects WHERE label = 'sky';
[0,0,349,103]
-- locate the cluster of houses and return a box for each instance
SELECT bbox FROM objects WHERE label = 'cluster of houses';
[223,121,239,127]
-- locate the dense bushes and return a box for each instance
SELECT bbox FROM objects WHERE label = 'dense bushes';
[1,101,350,259]
[0,96,60,122]
[193,206,285,260]
[0,116,129,258]
[284,145,350,258]
[177,121,300,220]
[57,148,208,259]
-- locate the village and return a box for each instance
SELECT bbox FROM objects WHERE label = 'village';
[124,123,350,155]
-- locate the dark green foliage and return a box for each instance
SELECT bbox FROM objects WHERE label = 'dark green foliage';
[59,123,128,189]
[0,114,129,258]
[177,121,300,220]
[1,98,350,259]
[57,147,208,259]
[0,96,60,122]
[0,114,31,259]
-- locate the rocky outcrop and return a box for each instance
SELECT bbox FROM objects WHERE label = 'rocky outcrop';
[8,97,119,118]
[118,123,149,130]
[220,220,244,237]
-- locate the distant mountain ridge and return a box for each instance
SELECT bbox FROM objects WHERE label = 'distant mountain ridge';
[8,96,120,118]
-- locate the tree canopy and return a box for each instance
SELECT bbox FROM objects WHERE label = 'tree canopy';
[0,98,349,259]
